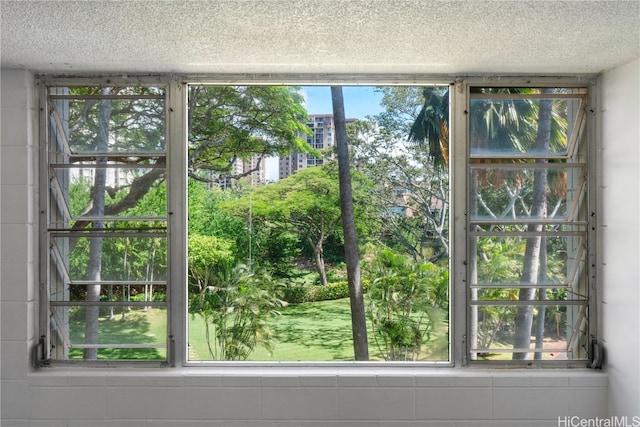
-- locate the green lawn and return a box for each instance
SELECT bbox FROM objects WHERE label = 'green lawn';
[68,306,167,360]
[188,297,450,362]
[67,298,449,361]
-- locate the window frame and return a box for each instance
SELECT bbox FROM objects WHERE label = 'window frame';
[37,74,597,369]
[455,78,598,368]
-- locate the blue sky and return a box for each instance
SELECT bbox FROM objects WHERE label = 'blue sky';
[300,86,384,119]
[266,86,385,180]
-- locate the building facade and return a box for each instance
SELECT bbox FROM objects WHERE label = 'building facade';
[279,114,354,179]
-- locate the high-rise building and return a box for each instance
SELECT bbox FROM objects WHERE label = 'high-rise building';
[218,155,266,189]
[279,114,354,180]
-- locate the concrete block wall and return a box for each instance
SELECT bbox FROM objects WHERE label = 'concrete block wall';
[2,369,608,426]
[599,58,640,417]
[1,69,40,424]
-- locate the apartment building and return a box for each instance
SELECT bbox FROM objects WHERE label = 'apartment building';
[279,114,355,179]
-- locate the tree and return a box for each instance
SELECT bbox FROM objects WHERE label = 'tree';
[188,235,282,360]
[188,85,313,184]
[58,85,168,360]
[61,85,312,360]
[467,88,567,360]
[408,87,450,169]
[350,118,449,262]
[83,87,111,359]
[331,86,369,361]
[221,164,369,286]
[512,90,554,359]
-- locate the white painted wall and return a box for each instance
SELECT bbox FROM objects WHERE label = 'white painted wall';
[3,66,636,425]
[599,58,640,417]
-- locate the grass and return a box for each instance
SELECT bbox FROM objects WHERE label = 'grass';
[188,297,450,362]
[67,298,449,361]
[67,306,167,360]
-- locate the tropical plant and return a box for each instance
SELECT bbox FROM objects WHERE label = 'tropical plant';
[364,249,448,361]
[409,86,569,360]
[188,235,283,360]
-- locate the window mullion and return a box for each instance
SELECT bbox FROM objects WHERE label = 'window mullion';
[451,79,469,366]
[167,79,187,367]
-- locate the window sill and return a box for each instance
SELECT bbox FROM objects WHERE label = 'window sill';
[29,365,607,389]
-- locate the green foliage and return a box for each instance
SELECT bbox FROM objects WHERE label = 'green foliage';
[280,284,308,304]
[307,281,355,302]
[281,283,344,305]
[363,249,448,361]
[188,237,282,360]
[188,234,235,280]
[188,179,302,273]
[281,281,371,304]
[188,85,314,181]
[220,163,376,285]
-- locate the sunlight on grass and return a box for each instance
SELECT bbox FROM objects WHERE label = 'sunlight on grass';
[68,307,167,360]
[188,298,449,362]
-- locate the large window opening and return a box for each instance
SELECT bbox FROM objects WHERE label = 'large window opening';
[40,77,594,367]
[186,85,451,362]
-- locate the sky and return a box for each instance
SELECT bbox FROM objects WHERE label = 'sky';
[266,86,385,180]
[300,86,384,119]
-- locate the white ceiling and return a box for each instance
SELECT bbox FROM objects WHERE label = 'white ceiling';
[1,0,639,75]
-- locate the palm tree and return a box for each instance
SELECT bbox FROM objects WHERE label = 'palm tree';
[469,87,565,360]
[331,86,369,361]
[409,87,449,168]
[411,86,566,360]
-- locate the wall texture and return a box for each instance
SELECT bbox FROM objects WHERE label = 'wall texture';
[2,65,638,425]
[599,58,640,417]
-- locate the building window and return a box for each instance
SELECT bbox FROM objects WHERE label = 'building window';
[39,77,594,367]
[42,82,169,363]
[465,85,592,364]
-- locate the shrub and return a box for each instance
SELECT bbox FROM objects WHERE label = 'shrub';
[282,280,370,304]
[364,248,448,361]
[307,281,350,301]
[281,284,308,304]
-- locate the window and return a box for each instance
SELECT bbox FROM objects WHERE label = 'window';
[41,82,170,364]
[186,84,451,362]
[39,77,595,367]
[464,85,593,365]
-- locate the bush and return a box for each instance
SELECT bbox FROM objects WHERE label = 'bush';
[307,281,350,301]
[281,284,308,304]
[363,248,448,361]
[281,280,370,304]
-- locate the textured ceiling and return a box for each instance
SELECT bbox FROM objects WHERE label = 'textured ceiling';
[1,0,639,75]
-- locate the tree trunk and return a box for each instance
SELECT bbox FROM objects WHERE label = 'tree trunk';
[512,91,553,360]
[84,88,112,359]
[534,236,548,360]
[331,86,369,361]
[313,240,328,286]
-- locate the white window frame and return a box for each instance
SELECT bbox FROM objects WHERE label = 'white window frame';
[37,74,597,369]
